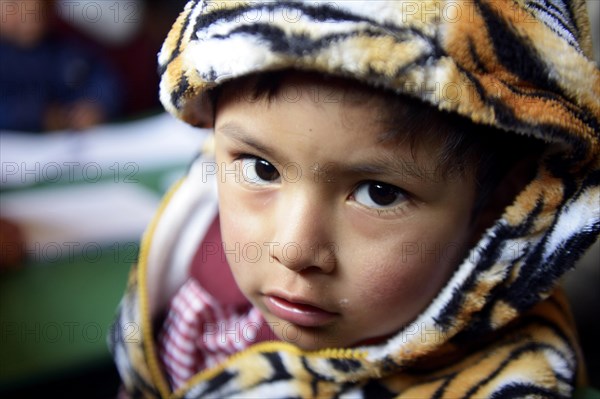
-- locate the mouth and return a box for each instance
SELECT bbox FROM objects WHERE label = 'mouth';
[263,293,338,328]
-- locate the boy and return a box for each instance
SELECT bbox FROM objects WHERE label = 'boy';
[110,1,600,397]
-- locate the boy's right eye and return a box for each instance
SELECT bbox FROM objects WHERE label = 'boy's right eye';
[240,156,281,185]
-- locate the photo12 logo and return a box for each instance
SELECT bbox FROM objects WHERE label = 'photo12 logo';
[0,241,139,264]
[0,321,104,344]
[1,161,139,185]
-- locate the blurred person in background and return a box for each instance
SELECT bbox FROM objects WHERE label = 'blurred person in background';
[51,0,187,118]
[0,0,123,132]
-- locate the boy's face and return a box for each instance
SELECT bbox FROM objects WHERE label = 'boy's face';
[214,74,477,350]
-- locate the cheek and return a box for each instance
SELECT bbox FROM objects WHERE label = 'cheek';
[217,180,237,239]
[218,185,269,246]
[217,177,246,260]
[345,224,467,326]
[216,155,269,231]
[217,189,253,296]
[353,248,443,309]
[216,179,271,291]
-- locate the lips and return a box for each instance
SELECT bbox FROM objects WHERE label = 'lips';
[263,294,338,327]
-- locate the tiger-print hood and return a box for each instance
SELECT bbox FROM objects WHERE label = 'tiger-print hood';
[110,1,600,397]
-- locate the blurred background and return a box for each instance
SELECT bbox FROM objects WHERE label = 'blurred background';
[0,1,207,397]
[0,0,598,397]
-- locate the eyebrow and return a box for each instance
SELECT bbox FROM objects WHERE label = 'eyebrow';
[217,121,283,160]
[345,153,435,183]
[217,121,438,183]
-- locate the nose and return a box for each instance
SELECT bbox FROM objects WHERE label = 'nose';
[272,191,336,274]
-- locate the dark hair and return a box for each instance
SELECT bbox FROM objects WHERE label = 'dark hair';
[212,69,542,222]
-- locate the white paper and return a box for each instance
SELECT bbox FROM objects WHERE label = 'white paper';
[0,182,162,260]
[1,113,210,188]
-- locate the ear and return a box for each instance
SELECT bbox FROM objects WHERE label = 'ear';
[181,93,215,129]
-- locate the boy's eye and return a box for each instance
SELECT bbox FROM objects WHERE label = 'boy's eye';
[240,156,280,184]
[353,181,406,208]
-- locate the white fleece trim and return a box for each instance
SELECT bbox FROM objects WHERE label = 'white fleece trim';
[146,157,219,317]
[544,186,600,262]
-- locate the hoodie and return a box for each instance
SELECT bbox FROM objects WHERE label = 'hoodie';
[110,1,600,397]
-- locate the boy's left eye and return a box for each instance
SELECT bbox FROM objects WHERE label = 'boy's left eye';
[240,156,280,185]
[352,181,406,208]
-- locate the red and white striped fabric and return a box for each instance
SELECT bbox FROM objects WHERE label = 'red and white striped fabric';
[158,278,269,390]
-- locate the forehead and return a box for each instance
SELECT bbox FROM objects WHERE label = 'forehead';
[219,71,384,112]
[218,72,397,143]
[217,71,451,161]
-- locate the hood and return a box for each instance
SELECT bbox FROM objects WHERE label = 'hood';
[113,1,600,397]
